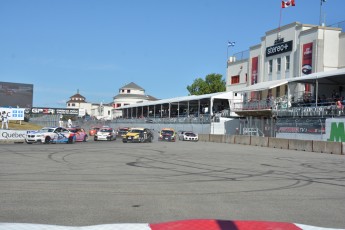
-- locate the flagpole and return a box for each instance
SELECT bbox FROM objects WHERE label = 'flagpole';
[278,6,283,38]
[319,0,323,26]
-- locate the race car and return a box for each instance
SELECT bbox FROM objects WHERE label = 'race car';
[158,128,177,142]
[25,127,76,144]
[67,127,88,142]
[116,127,130,138]
[179,131,199,141]
[122,128,153,143]
[94,127,117,141]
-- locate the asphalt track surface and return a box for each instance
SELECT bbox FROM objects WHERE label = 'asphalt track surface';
[0,139,344,228]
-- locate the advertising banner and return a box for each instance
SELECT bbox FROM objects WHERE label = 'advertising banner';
[276,119,325,134]
[302,42,313,75]
[0,130,27,140]
[0,108,25,121]
[27,107,79,115]
[250,57,258,99]
[325,118,345,142]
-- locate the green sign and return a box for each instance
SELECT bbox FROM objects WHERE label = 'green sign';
[328,122,345,142]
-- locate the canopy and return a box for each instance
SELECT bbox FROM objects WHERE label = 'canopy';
[233,79,288,93]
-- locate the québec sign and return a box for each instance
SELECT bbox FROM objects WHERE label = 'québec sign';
[266,40,293,57]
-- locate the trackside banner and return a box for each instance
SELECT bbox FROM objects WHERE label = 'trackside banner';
[325,118,345,142]
[0,130,28,140]
[0,107,25,121]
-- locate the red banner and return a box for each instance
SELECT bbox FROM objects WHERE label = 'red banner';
[251,57,258,99]
[302,43,313,75]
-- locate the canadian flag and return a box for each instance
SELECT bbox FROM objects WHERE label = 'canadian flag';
[282,0,295,8]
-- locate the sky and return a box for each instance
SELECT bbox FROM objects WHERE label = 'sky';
[1,0,344,108]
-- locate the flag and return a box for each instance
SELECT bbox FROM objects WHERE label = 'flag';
[281,0,295,8]
[228,41,235,47]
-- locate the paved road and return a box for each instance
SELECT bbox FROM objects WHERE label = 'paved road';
[0,140,344,228]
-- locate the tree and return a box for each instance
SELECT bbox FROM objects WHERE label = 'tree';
[187,73,226,95]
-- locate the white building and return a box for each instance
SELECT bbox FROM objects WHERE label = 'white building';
[66,90,113,120]
[112,82,157,118]
[227,21,345,108]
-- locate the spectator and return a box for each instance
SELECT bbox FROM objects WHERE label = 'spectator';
[1,111,9,129]
[68,118,73,128]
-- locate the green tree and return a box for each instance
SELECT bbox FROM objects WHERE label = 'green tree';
[187,73,226,95]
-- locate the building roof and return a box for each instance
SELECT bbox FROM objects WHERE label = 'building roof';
[121,82,144,91]
[113,93,157,100]
[117,91,232,109]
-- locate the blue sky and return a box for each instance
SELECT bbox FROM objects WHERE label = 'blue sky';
[1,0,344,107]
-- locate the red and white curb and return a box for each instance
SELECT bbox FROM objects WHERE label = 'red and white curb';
[0,220,343,230]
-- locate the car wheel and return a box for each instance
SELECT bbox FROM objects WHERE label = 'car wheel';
[44,136,51,144]
[83,135,88,142]
[149,136,153,143]
[68,136,75,144]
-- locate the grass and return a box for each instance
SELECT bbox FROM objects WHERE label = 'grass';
[1,121,43,130]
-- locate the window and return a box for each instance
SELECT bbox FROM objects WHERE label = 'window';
[127,89,130,93]
[116,103,121,108]
[72,103,75,106]
[286,55,290,71]
[231,75,240,84]
[268,60,273,74]
[277,58,281,72]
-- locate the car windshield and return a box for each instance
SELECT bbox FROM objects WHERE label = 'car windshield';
[130,129,143,133]
[162,130,174,135]
[100,129,111,132]
[41,128,54,133]
[185,132,196,136]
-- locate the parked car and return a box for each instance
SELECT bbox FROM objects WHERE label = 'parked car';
[158,128,177,142]
[179,131,199,141]
[116,127,130,138]
[89,126,101,136]
[122,128,154,143]
[94,127,117,141]
[25,127,76,144]
[67,127,88,142]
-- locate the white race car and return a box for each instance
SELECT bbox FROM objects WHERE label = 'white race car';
[179,131,199,141]
[25,127,76,144]
[94,127,117,141]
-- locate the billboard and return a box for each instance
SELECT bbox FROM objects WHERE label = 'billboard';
[0,82,33,108]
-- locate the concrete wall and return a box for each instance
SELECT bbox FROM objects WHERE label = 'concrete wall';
[201,134,344,155]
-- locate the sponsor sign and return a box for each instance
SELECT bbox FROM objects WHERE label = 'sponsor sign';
[266,40,293,57]
[302,42,313,75]
[276,119,325,134]
[0,130,27,140]
[250,56,258,99]
[0,107,25,121]
[27,107,79,115]
[325,118,345,142]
